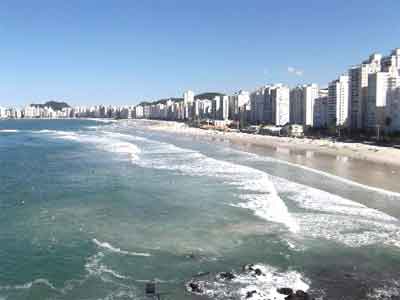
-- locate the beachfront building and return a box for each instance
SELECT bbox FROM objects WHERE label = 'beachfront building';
[228,90,250,121]
[289,84,319,127]
[302,84,319,127]
[212,95,229,120]
[0,107,6,118]
[23,105,41,118]
[289,87,304,125]
[348,53,382,130]
[270,84,290,126]
[366,66,400,132]
[249,85,289,126]
[386,86,400,133]
[250,86,271,124]
[327,75,350,127]
[366,72,390,130]
[183,90,194,120]
[193,99,212,120]
[313,95,328,128]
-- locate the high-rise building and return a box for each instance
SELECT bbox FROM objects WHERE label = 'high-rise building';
[183,90,194,120]
[270,84,290,126]
[228,90,250,120]
[313,96,328,128]
[386,86,400,132]
[327,75,350,127]
[0,107,7,118]
[366,72,389,129]
[348,53,382,130]
[289,84,319,126]
[289,87,304,124]
[250,86,271,124]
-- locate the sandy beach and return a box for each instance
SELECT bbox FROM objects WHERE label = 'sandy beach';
[138,119,400,168]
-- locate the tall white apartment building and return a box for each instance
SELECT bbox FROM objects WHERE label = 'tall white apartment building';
[183,90,194,120]
[327,75,350,127]
[289,84,319,126]
[381,48,400,72]
[0,107,6,118]
[366,72,389,129]
[349,53,382,130]
[270,84,290,126]
[229,90,250,120]
[211,95,229,120]
[23,105,41,118]
[303,84,319,127]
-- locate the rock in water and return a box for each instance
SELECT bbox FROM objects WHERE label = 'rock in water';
[218,272,236,280]
[284,289,310,300]
[277,287,294,295]
[186,280,204,294]
[246,290,258,298]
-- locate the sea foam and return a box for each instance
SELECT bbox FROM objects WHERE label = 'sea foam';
[192,264,309,300]
[132,139,299,233]
[271,176,400,248]
[93,238,151,257]
[232,147,400,198]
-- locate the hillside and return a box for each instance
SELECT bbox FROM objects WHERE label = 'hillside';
[194,92,225,100]
[31,101,70,111]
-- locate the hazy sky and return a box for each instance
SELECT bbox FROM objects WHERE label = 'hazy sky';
[0,0,399,107]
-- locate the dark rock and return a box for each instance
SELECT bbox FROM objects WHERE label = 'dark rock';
[218,272,236,280]
[344,272,354,278]
[246,290,257,298]
[277,287,294,295]
[186,281,204,294]
[285,290,310,300]
[254,268,263,276]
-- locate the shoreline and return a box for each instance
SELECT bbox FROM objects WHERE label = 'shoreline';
[137,119,400,168]
[132,119,400,194]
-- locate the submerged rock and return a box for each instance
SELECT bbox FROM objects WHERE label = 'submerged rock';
[284,289,310,300]
[218,272,236,280]
[245,290,257,298]
[277,287,294,295]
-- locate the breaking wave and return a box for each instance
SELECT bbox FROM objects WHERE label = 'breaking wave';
[133,139,299,233]
[188,263,309,300]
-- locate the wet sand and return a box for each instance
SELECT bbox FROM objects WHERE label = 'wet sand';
[134,120,400,194]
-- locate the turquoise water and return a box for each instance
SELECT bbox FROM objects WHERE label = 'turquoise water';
[1,119,400,300]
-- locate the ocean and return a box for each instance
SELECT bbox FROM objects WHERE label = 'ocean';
[0,119,400,300]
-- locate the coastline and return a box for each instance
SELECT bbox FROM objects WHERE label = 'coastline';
[132,119,400,193]
[137,119,400,168]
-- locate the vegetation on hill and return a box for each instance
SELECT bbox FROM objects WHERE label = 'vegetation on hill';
[137,92,225,106]
[194,92,225,100]
[31,101,70,111]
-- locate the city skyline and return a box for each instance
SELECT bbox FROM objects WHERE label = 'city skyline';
[0,0,399,107]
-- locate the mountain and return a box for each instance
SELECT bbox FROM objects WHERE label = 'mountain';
[138,97,183,106]
[137,92,225,107]
[194,92,225,100]
[31,101,70,111]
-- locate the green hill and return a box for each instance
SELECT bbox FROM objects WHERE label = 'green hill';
[194,92,225,100]
[31,101,70,111]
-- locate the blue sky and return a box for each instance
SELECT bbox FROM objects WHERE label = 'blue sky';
[0,0,399,107]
